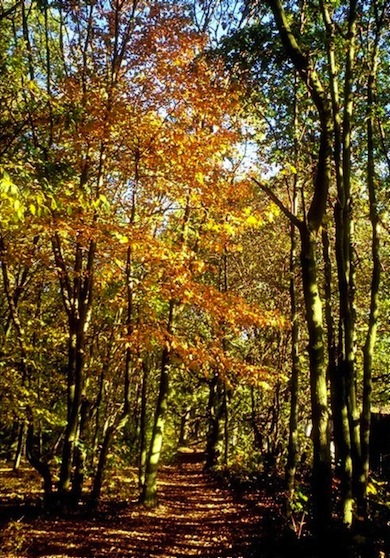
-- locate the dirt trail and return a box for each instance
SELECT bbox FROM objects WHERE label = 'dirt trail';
[1,455,285,558]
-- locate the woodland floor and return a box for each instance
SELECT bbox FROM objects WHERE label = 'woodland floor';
[0,451,389,558]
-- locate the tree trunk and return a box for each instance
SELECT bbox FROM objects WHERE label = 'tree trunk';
[90,423,115,508]
[140,348,170,507]
[178,407,191,447]
[138,360,149,488]
[54,237,95,506]
[26,423,53,509]
[286,221,300,500]
[13,421,27,472]
[205,373,225,470]
[321,0,362,526]
[300,226,332,533]
[57,320,85,501]
[286,87,300,501]
[140,301,174,507]
[71,399,91,504]
[265,0,333,534]
[223,383,229,466]
[361,16,382,514]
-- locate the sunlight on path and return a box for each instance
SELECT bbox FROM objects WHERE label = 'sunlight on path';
[3,459,279,558]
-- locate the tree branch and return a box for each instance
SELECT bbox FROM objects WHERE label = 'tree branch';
[251,177,303,230]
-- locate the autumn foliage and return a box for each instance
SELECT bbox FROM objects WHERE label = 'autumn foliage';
[0,0,286,511]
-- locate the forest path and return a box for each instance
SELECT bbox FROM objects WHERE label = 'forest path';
[1,452,286,558]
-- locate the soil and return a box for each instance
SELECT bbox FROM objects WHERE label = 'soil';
[0,450,289,558]
[1,451,389,558]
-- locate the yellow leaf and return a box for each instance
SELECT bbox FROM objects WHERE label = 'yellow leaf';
[246,214,258,226]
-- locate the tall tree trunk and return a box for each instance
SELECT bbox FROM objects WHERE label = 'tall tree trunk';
[26,422,53,509]
[140,301,174,507]
[285,219,300,501]
[223,383,229,466]
[321,226,339,459]
[340,2,361,525]
[138,360,149,488]
[13,421,27,472]
[323,223,352,524]
[178,407,191,447]
[57,318,86,500]
[285,72,301,502]
[90,422,115,507]
[320,0,361,526]
[71,399,91,504]
[361,4,383,514]
[54,237,95,505]
[265,0,333,533]
[300,226,332,533]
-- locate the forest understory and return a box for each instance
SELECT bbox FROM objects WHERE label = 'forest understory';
[1,450,389,558]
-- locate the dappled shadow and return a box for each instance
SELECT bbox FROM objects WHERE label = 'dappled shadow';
[1,454,288,557]
[5,449,390,558]
[3,455,389,557]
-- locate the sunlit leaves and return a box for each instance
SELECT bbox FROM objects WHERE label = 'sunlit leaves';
[0,0,290,488]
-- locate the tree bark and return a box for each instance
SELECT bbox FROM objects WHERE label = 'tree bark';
[285,70,301,503]
[205,372,226,470]
[26,423,53,509]
[300,226,332,532]
[140,301,174,507]
[138,360,149,488]
[320,0,361,526]
[90,423,115,507]
[266,0,333,534]
[54,237,95,505]
[286,218,300,500]
[361,4,383,514]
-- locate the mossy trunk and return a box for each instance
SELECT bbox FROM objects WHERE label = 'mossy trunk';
[361,37,381,515]
[140,302,174,508]
[140,347,170,507]
[300,226,332,533]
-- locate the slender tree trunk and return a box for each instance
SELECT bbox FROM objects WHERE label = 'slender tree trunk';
[300,226,332,533]
[71,399,91,504]
[223,383,229,466]
[140,348,170,507]
[90,423,115,507]
[250,387,264,452]
[205,372,225,470]
[322,224,353,525]
[57,319,85,500]
[286,79,300,500]
[138,360,149,488]
[13,421,27,472]
[91,370,105,466]
[178,406,191,447]
[340,3,362,525]
[54,238,95,505]
[26,423,53,509]
[286,220,300,500]
[265,0,333,534]
[320,0,356,526]
[140,301,174,507]
[321,225,339,460]
[361,10,382,514]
